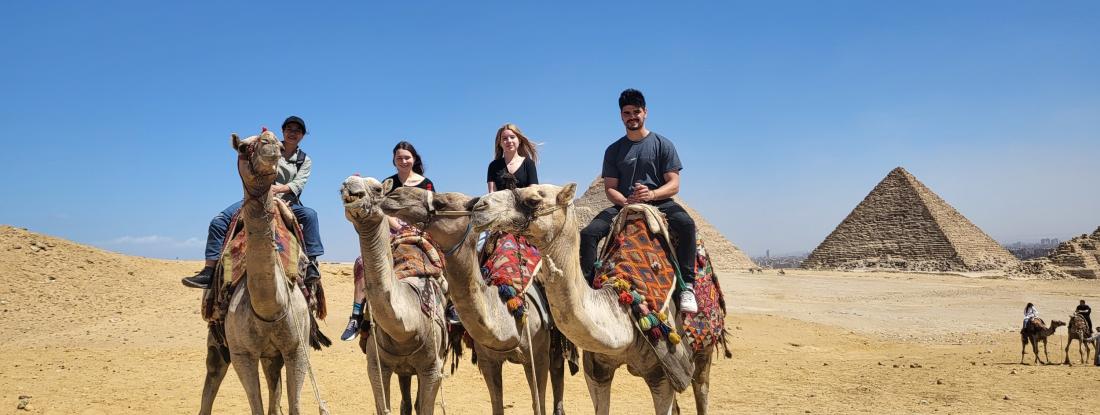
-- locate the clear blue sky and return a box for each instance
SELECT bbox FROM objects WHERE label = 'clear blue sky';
[2,1,1097,260]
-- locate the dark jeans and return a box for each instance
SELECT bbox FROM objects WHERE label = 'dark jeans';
[579,199,696,286]
[204,199,324,260]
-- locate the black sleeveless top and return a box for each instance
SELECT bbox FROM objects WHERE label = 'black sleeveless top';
[486,158,538,190]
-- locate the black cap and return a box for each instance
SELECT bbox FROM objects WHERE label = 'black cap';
[282,116,307,134]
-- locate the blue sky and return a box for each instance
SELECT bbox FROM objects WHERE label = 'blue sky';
[2,1,1097,260]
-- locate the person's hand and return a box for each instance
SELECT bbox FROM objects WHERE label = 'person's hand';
[627,183,653,204]
[271,184,291,195]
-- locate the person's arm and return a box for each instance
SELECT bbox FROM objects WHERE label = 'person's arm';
[629,171,680,203]
[487,161,496,193]
[280,155,311,196]
[603,177,630,207]
[527,158,539,185]
[488,182,496,193]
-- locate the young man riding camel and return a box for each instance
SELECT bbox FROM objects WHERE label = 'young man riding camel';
[579,88,698,313]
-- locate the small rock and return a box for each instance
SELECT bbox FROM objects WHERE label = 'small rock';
[127,271,134,276]
[970,361,976,366]
[1010,369,1017,375]
[1004,395,1011,400]
[920,399,929,405]
[936,379,943,385]
[48,276,56,281]
[17,395,30,410]
[893,364,899,368]
[12,245,21,250]
[823,362,829,366]
[735,326,742,330]
[909,363,922,368]
[878,362,883,366]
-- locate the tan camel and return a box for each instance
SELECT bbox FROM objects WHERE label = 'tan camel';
[220,131,328,415]
[380,187,569,415]
[1020,317,1065,365]
[341,176,447,415]
[1063,313,1092,365]
[472,184,725,415]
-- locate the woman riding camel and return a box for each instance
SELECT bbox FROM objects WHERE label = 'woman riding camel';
[341,141,435,341]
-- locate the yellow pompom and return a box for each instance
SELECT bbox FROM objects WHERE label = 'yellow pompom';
[656,311,667,322]
[668,332,681,345]
[639,318,652,330]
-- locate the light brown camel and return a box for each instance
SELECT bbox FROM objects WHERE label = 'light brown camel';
[380,187,569,415]
[472,184,724,415]
[221,131,328,415]
[1020,317,1065,365]
[1062,313,1092,365]
[341,176,447,415]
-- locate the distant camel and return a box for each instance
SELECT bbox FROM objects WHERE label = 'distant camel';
[777,269,786,276]
[1063,313,1093,366]
[1020,318,1065,365]
[747,268,755,274]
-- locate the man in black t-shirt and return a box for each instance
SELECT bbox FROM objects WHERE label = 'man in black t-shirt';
[580,89,699,313]
[1077,300,1093,335]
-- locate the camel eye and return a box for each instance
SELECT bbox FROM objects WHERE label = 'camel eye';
[523,197,540,208]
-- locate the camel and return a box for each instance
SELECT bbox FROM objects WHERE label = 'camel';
[471,183,723,415]
[1063,313,1092,365]
[341,176,447,415]
[1020,317,1065,365]
[380,187,569,415]
[217,131,328,415]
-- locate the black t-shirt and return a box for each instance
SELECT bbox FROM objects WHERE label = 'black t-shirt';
[601,132,682,198]
[381,174,434,195]
[486,157,538,190]
[1077,304,1092,317]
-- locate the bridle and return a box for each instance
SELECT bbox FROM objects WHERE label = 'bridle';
[512,188,572,240]
[421,191,474,256]
[238,137,280,213]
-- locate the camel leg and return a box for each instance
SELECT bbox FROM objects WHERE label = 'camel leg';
[643,370,678,415]
[1031,337,1042,365]
[1020,334,1028,364]
[262,356,285,415]
[533,340,551,415]
[548,338,566,415]
[398,375,413,415]
[231,353,266,415]
[284,348,308,415]
[477,356,506,415]
[692,348,714,415]
[415,364,443,415]
[1042,338,1051,365]
[365,346,392,415]
[199,336,230,415]
[521,349,546,415]
[582,352,616,415]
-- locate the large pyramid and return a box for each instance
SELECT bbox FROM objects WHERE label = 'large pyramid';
[574,177,756,269]
[802,167,1019,272]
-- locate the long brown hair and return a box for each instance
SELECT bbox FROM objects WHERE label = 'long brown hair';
[494,123,539,162]
[392,141,425,175]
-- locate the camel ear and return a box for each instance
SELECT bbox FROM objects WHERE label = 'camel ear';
[231,133,241,151]
[464,196,480,211]
[557,183,577,206]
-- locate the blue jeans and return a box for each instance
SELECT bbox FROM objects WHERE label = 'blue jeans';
[204,200,324,260]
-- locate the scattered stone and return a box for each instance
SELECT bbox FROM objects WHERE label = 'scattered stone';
[920,399,929,405]
[1010,369,1017,375]
[48,276,56,281]
[893,364,899,368]
[909,363,922,368]
[878,362,884,366]
[936,379,943,385]
[823,362,829,366]
[970,361,976,365]
[1004,395,1011,400]
[17,395,30,410]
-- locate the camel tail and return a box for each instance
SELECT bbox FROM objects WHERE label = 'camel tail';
[309,313,332,350]
[313,282,328,320]
[447,323,465,374]
[720,328,733,359]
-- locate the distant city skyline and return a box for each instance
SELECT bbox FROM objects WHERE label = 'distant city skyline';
[2,1,1098,261]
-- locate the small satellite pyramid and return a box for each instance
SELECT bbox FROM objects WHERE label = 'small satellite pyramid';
[802,167,1018,271]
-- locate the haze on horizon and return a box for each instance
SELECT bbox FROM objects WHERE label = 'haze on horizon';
[2,1,1097,261]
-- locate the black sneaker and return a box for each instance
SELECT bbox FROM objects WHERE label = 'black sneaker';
[341,315,361,341]
[181,266,215,289]
[446,304,461,325]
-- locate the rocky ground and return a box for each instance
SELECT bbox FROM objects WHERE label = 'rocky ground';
[2,225,1099,414]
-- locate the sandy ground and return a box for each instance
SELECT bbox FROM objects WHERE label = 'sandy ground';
[2,225,1100,414]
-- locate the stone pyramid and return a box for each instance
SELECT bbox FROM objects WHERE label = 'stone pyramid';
[1046,226,1100,279]
[802,167,1019,271]
[574,177,756,269]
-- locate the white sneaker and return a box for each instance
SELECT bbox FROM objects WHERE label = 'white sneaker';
[680,285,698,313]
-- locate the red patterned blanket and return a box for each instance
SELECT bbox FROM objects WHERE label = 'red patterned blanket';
[683,240,730,354]
[480,232,541,319]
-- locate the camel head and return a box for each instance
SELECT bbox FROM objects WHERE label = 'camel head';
[232,130,282,195]
[470,183,577,246]
[1051,320,1067,331]
[341,175,384,225]
[381,187,478,248]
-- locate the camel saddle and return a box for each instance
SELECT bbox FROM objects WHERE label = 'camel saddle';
[595,204,695,392]
[480,232,542,320]
[683,240,732,357]
[353,226,447,320]
[202,198,326,323]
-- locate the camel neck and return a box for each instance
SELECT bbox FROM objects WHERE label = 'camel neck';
[437,221,519,349]
[241,193,288,320]
[539,209,635,354]
[354,213,419,342]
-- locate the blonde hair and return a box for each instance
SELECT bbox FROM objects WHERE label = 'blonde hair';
[494,123,539,162]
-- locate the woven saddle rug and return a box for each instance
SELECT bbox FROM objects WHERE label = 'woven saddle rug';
[479,232,542,319]
[683,240,731,356]
[594,204,682,344]
[353,226,446,318]
[203,199,322,322]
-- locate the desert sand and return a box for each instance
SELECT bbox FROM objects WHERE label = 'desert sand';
[2,225,1099,414]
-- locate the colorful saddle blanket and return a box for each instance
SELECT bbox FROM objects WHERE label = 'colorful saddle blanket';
[594,204,681,344]
[353,226,446,318]
[479,232,542,319]
[203,198,325,322]
[683,240,730,354]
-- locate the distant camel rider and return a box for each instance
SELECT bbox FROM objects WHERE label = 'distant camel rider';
[579,88,698,313]
[1022,302,1038,332]
[182,116,325,289]
[1077,300,1093,334]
